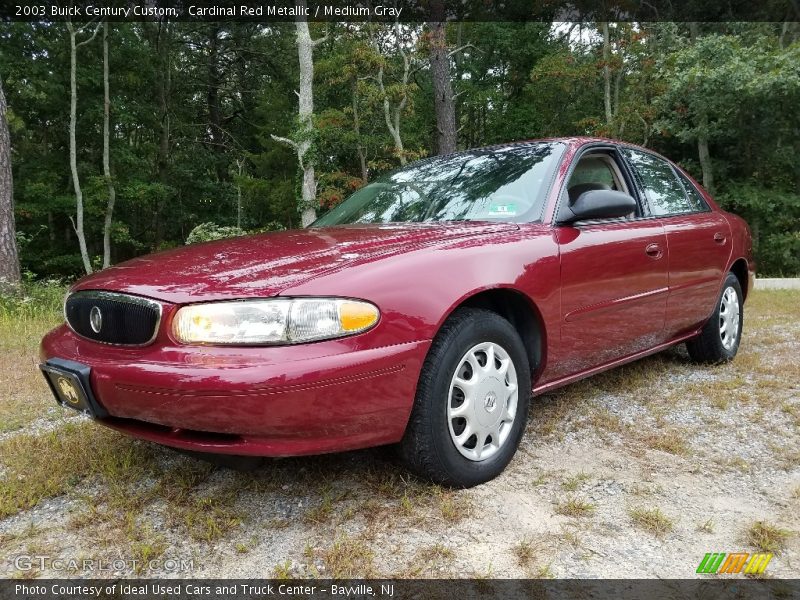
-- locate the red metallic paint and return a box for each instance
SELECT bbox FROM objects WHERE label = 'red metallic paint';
[40,137,754,457]
[661,211,732,338]
[41,323,428,455]
[554,219,669,378]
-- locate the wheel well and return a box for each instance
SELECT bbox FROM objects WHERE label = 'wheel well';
[730,258,749,299]
[459,288,545,377]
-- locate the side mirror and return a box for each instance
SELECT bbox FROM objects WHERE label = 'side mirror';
[560,189,637,224]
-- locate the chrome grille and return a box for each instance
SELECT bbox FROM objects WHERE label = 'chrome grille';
[64,291,162,346]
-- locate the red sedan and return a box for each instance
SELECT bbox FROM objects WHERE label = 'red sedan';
[40,137,754,487]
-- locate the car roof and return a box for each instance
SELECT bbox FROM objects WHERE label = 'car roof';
[446,136,678,167]
[389,136,684,190]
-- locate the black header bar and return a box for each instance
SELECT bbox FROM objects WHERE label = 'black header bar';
[2,0,799,22]
[4,579,800,600]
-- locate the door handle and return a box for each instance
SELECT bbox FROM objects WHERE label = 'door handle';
[645,243,663,259]
[714,232,727,244]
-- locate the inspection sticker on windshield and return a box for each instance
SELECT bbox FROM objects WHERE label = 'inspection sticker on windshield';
[488,203,517,216]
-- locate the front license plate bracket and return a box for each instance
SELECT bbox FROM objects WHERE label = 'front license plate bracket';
[39,358,108,418]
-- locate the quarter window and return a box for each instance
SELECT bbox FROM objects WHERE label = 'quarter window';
[675,170,710,212]
[622,148,694,216]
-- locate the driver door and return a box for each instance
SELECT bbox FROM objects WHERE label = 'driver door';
[552,147,669,380]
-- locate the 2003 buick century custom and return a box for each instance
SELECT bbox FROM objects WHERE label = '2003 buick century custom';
[40,137,754,487]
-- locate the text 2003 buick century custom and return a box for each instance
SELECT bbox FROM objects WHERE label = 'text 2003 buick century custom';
[41,137,754,487]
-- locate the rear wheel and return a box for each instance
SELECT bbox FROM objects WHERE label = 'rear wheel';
[686,272,743,364]
[398,308,531,487]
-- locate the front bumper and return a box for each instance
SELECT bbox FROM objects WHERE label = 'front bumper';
[40,324,429,456]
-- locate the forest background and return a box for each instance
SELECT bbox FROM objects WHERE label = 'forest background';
[1,18,798,284]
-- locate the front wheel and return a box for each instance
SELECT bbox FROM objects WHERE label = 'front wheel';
[398,308,531,488]
[686,272,744,364]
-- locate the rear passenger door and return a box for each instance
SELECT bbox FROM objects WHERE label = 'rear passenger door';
[621,148,731,339]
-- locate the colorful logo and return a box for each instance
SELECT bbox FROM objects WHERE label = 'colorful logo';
[57,377,81,405]
[696,552,773,575]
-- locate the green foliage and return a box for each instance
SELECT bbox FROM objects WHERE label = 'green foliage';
[250,222,287,234]
[185,222,246,245]
[185,221,286,245]
[1,21,798,276]
[0,277,67,321]
[718,184,800,275]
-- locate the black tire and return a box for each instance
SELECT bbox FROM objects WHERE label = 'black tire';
[686,272,744,364]
[398,308,531,488]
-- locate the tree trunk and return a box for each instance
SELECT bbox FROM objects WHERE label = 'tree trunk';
[155,21,171,183]
[380,71,406,166]
[376,22,410,166]
[428,21,456,155]
[295,11,318,226]
[66,20,99,275]
[206,25,226,181]
[689,22,715,194]
[270,4,322,226]
[235,158,243,228]
[696,119,715,194]
[101,22,116,269]
[601,22,613,133]
[352,81,368,182]
[0,76,21,290]
[143,18,172,250]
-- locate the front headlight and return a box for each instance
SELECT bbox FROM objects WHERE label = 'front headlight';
[172,298,379,345]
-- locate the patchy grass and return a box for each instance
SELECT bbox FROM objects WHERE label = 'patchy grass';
[629,482,662,496]
[513,537,537,567]
[272,560,293,579]
[177,496,241,542]
[555,496,596,518]
[437,488,471,523]
[512,536,554,578]
[397,543,457,577]
[639,429,690,456]
[304,487,349,526]
[589,409,625,434]
[530,470,553,487]
[715,455,753,474]
[559,528,582,548]
[561,471,591,492]
[770,445,800,470]
[320,534,375,578]
[416,543,455,562]
[0,282,67,433]
[0,282,66,433]
[0,422,159,519]
[534,563,555,578]
[746,521,791,554]
[698,518,716,533]
[0,281,66,339]
[745,289,799,322]
[130,538,167,574]
[628,507,674,537]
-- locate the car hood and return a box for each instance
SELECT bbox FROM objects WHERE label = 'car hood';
[72,222,519,304]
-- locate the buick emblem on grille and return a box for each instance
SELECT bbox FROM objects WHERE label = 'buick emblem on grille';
[89,306,103,333]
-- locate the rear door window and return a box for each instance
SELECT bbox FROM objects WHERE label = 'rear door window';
[675,170,711,212]
[622,148,694,216]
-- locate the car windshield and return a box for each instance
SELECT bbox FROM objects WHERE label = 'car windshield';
[312,142,564,226]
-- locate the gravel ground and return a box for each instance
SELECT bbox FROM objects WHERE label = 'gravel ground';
[1,294,798,579]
